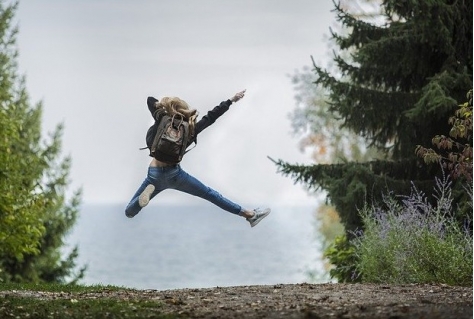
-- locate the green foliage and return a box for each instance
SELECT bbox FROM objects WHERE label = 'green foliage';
[0,1,45,264]
[277,0,473,234]
[353,176,472,286]
[416,89,473,182]
[323,234,360,283]
[271,157,437,232]
[0,1,84,283]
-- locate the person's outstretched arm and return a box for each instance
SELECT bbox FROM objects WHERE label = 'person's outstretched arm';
[230,90,246,103]
[194,90,246,136]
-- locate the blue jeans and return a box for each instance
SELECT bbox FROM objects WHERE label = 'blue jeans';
[125,165,242,218]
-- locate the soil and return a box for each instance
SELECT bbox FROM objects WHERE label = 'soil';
[4,283,473,318]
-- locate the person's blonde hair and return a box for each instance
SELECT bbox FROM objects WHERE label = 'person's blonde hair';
[156,97,198,137]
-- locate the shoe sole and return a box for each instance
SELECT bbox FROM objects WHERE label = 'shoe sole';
[250,208,271,227]
[138,184,155,208]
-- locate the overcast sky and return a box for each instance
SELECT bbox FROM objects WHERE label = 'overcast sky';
[15,0,336,208]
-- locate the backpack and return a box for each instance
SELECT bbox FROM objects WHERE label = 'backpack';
[142,111,193,164]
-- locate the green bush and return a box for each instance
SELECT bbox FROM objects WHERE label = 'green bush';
[353,175,472,286]
[324,234,360,283]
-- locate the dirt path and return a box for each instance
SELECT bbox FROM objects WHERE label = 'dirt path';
[140,283,473,318]
[4,283,472,318]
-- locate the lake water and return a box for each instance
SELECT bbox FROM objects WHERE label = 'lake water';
[64,204,324,290]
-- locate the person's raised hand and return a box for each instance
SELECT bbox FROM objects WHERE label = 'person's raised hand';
[231,89,246,103]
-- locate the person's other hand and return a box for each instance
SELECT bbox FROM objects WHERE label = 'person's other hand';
[231,89,246,102]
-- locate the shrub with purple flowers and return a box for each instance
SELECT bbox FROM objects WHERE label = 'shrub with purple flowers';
[353,173,472,286]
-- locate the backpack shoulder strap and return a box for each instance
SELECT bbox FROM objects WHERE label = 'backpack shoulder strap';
[152,108,167,121]
[151,114,171,153]
[184,142,196,155]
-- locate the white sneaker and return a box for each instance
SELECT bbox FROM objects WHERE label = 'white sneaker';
[247,208,271,227]
[138,184,155,208]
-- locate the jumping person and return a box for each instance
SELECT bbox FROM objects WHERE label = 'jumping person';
[125,90,271,227]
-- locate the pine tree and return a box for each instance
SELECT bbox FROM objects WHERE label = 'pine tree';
[275,0,473,232]
[0,1,85,283]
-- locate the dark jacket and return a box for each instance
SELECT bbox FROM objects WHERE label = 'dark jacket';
[146,96,233,146]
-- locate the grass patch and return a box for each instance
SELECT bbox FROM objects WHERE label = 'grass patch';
[0,282,125,293]
[0,284,180,319]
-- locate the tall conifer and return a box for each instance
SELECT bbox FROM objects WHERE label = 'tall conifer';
[0,1,84,283]
[275,0,473,232]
